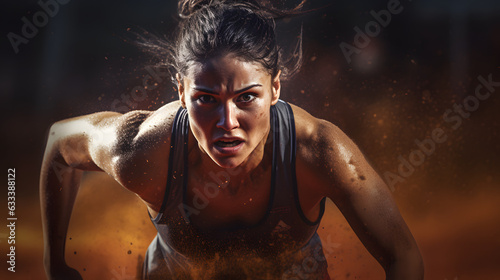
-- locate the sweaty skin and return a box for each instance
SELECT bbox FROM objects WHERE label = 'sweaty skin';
[40,54,423,280]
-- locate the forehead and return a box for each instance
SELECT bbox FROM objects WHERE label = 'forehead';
[185,54,271,89]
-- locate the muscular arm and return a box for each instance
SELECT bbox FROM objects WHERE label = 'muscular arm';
[324,122,423,279]
[294,106,424,279]
[40,111,125,279]
[40,101,180,279]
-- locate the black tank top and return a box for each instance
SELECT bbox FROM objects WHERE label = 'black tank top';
[143,100,330,279]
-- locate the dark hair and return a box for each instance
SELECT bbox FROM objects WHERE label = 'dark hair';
[139,0,306,82]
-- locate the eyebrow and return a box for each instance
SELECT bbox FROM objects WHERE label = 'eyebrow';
[193,84,262,95]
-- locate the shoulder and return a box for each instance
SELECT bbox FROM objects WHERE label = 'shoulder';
[94,101,182,208]
[289,102,354,160]
[109,101,181,190]
[113,100,181,155]
[289,102,369,198]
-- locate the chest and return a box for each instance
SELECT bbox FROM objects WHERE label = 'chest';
[185,168,273,230]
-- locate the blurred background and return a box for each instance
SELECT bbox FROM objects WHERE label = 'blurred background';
[1,0,499,279]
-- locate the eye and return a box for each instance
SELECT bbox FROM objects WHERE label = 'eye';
[197,95,216,104]
[237,93,256,103]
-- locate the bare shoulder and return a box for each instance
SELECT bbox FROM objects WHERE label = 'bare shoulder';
[289,103,372,199]
[289,103,355,161]
[110,101,181,194]
[113,100,181,156]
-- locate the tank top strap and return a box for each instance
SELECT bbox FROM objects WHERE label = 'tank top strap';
[269,100,326,228]
[152,106,189,224]
[269,100,296,210]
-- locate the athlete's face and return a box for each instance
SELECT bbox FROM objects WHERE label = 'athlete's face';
[178,53,281,168]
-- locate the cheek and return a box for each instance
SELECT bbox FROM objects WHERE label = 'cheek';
[188,109,213,141]
[247,109,270,138]
[249,98,271,120]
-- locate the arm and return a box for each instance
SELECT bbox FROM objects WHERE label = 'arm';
[304,119,424,279]
[40,112,122,279]
[39,101,179,279]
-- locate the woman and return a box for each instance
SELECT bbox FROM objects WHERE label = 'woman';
[40,0,423,279]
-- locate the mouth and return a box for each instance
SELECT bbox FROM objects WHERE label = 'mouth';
[213,137,245,155]
[215,139,243,147]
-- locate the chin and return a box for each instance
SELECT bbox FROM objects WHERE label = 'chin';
[208,152,247,169]
[207,145,248,169]
[213,157,244,169]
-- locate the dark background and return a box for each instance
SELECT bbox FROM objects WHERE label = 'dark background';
[1,0,499,279]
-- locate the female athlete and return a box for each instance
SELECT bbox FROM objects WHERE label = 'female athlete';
[40,1,424,279]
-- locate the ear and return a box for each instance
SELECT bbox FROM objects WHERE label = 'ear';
[271,70,281,106]
[176,73,186,108]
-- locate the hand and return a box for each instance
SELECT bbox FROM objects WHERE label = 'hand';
[46,264,83,280]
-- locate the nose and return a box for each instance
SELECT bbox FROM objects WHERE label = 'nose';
[216,102,239,131]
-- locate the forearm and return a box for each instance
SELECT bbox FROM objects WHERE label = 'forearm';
[40,148,83,270]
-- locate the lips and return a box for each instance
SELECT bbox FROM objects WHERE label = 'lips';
[213,137,244,155]
[215,139,243,147]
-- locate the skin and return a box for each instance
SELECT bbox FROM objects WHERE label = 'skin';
[40,53,424,279]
